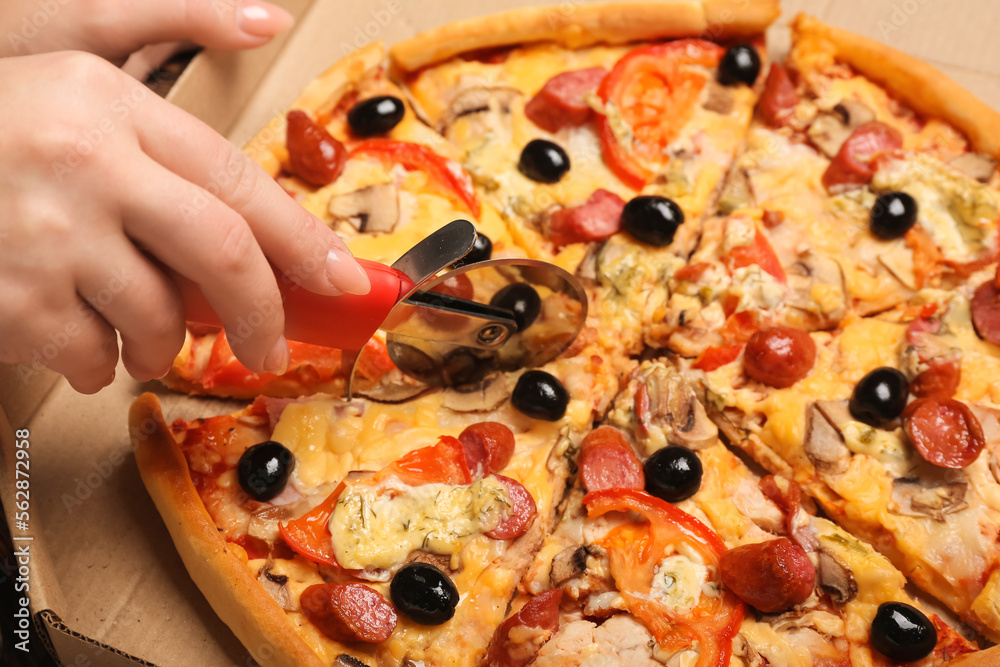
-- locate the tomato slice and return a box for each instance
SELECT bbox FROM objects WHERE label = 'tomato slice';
[597,39,724,189]
[279,484,345,568]
[583,489,744,667]
[350,139,481,217]
[725,225,786,283]
[692,344,743,372]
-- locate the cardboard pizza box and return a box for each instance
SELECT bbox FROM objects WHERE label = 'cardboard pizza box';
[2,0,1000,665]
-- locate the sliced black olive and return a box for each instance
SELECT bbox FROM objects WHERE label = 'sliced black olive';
[518,139,570,184]
[490,283,541,331]
[511,370,569,421]
[870,601,937,662]
[237,441,294,502]
[622,196,685,247]
[870,191,918,240]
[390,562,459,625]
[849,367,909,427]
[644,446,702,503]
[347,95,405,137]
[718,44,761,87]
[453,230,493,268]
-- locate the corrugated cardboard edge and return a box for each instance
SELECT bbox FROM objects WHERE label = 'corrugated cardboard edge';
[39,610,158,667]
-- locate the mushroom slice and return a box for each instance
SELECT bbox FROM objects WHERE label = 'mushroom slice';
[257,562,294,611]
[878,241,919,290]
[804,403,851,475]
[247,505,292,543]
[807,98,875,158]
[891,477,969,522]
[703,80,735,115]
[439,86,521,133]
[785,252,848,330]
[717,168,753,214]
[637,365,718,452]
[950,152,998,183]
[817,549,857,604]
[328,183,399,234]
[732,634,768,667]
[335,655,369,667]
[550,545,595,587]
[405,550,460,574]
[442,373,510,412]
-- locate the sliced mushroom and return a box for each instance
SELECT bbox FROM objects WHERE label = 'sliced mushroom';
[438,86,521,134]
[405,550,458,574]
[785,252,848,330]
[950,152,998,183]
[817,549,857,604]
[804,403,851,475]
[574,241,604,282]
[636,365,718,453]
[248,505,292,543]
[703,80,734,115]
[717,168,753,215]
[442,373,510,412]
[335,655,369,667]
[732,634,767,667]
[328,183,399,234]
[807,98,875,158]
[891,477,969,522]
[550,545,595,587]
[257,562,293,611]
[878,241,919,290]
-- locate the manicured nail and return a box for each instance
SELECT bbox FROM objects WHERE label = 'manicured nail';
[326,247,372,296]
[238,0,294,38]
[263,335,289,375]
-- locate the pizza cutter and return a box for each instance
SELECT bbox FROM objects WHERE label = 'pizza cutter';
[178,220,588,397]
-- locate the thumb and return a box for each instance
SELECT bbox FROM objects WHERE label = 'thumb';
[87,0,294,61]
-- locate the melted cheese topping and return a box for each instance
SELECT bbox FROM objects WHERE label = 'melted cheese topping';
[329,477,510,569]
[650,551,711,615]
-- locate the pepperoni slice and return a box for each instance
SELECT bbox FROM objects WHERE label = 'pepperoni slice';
[718,538,815,613]
[300,583,397,643]
[911,359,961,400]
[578,425,645,493]
[484,589,562,667]
[692,344,743,372]
[972,278,1000,346]
[743,326,817,388]
[485,474,537,540]
[286,110,347,186]
[525,67,607,133]
[758,64,799,127]
[903,398,986,468]
[548,189,626,248]
[821,121,902,190]
[459,422,516,478]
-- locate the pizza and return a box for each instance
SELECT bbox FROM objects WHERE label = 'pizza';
[131,2,1000,666]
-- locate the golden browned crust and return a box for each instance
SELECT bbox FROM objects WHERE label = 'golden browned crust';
[129,393,332,667]
[792,14,1000,158]
[944,646,1000,666]
[389,0,780,73]
[243,41,387,176]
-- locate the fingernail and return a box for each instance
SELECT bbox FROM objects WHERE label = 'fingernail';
[326,247,372,296]
[238,0,294,37]
[263,335,289,375]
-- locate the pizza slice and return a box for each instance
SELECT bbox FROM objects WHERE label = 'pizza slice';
[505,361,985,666]
[132,330,622,667]
[395,1,778,356]
[164,41,527,399]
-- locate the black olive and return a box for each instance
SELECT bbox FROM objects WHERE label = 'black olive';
[390,562,459,625]
[849,367,909,427]
[644,446,703,503]
[718,44,761,87]
[870,191,918,240]
[453,230,493,268]
[490,283,542,331]
[511,370,569,421]
[237,441,294,502]
[622,196,685,247]
[347,95,405,137]
[518,139,570,184]
[870,602,937,662]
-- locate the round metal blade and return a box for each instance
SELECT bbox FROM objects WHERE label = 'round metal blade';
[386,259,588,387]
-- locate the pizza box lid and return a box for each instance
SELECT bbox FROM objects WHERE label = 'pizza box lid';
[2,0,1000,665]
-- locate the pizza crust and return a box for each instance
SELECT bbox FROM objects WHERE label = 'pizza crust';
[946,646,1000,666]
[129,393,332,667]
[792,14,1000,158]
[389,0,780,73]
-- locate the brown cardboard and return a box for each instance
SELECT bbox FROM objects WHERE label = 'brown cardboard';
[3,1,1000,665]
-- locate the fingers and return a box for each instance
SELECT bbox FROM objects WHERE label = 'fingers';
[85,0,294,62]
[119,157,291,374]
[132,95,370,296]
[74,239,187,382]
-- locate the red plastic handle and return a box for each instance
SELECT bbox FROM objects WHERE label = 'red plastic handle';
[177,259,414,350]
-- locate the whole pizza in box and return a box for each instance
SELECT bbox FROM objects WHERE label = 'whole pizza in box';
[130,2,1000,665]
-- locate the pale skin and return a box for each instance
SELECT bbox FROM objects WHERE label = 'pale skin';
[0,0,371,393]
